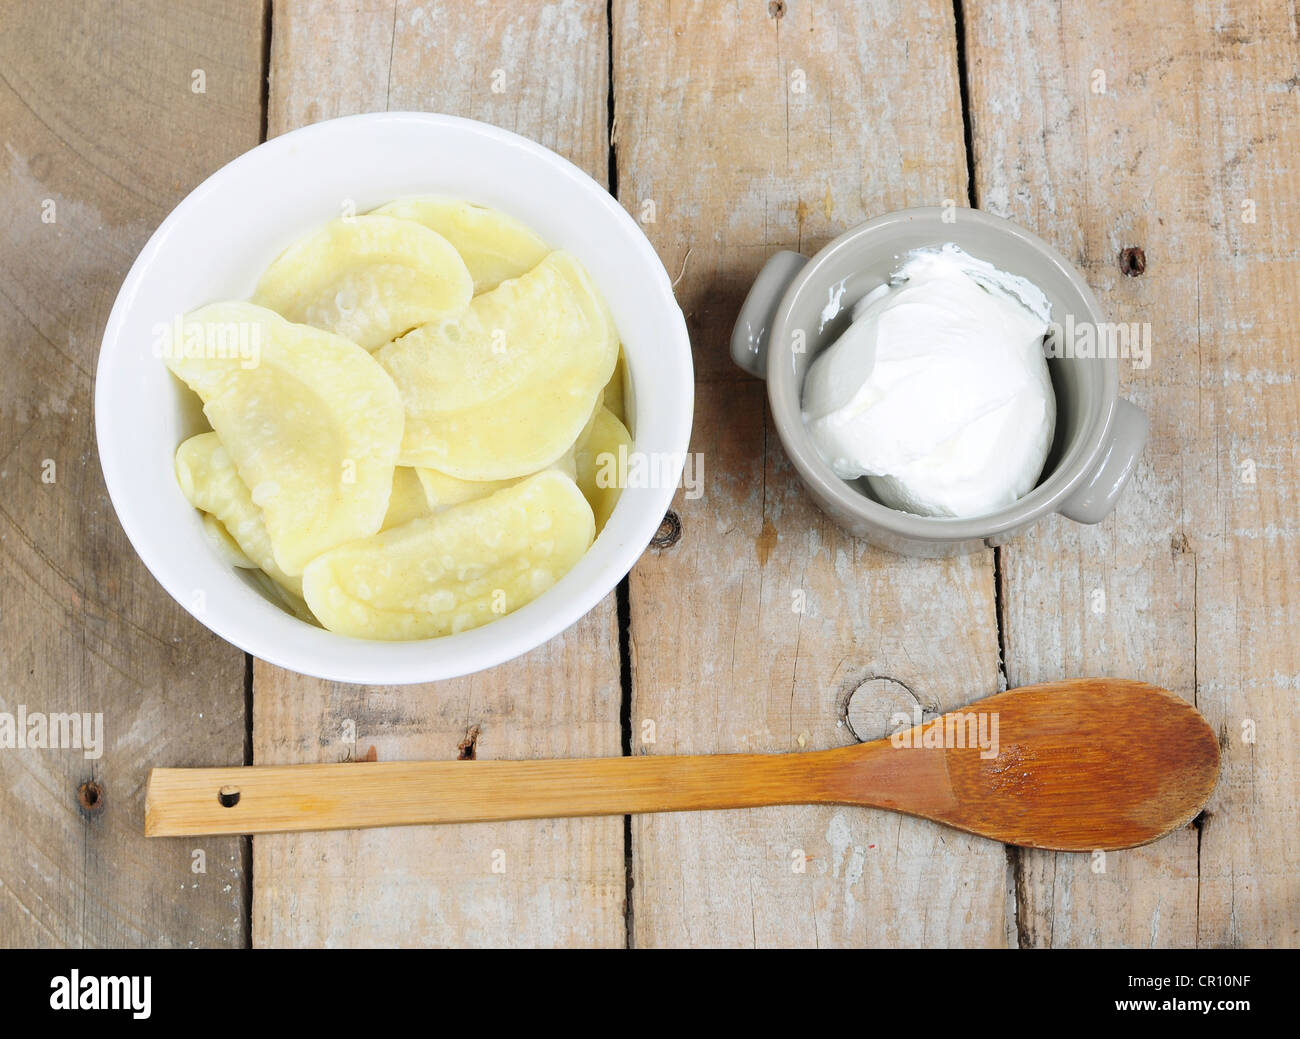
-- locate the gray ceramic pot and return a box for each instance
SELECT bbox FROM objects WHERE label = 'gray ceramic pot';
[731,207,1147,556]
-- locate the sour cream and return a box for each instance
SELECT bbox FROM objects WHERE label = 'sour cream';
[801,244,1055,518]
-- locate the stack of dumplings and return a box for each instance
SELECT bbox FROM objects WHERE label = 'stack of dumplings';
[165,199,630,641]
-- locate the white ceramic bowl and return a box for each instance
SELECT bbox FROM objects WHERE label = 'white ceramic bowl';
[95,112,694,685]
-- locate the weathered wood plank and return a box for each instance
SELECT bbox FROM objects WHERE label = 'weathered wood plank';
[965,0,1300,947]
[0,0,264,946]
[253,0,624,948]
[614,0,1009,947]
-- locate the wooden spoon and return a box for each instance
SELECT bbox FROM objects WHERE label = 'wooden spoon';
[145,679,1220,850]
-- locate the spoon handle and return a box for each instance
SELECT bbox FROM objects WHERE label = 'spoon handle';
[145,743,927,837]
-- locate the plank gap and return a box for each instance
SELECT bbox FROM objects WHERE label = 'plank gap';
[992,547,1009,688]
[259,0,273,144]
[245,0,273,952]
[617,578,635,949]
[606,0,619,197]
[608,0,633,951]
[243,655,254,767]
[951,0,978,209]
[243,653,254,948]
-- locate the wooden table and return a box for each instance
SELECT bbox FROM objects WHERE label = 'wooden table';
[1,0,1295,948]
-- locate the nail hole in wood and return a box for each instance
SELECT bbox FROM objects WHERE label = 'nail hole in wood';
[218,786,241,808]
[457,725,481,761]
[650,509,682,549]
[1119,246,1146,277]
[77,780,104,814]
[768,0,786,18]
[28,152,53,181]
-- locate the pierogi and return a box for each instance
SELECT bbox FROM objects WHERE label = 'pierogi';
[303,470,595,641]
[166,200,630,641]
[376,250,619,480]
[252,215,472,350]
[372,197,549,294]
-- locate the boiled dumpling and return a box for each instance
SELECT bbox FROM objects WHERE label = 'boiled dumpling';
[202,513,255,569]
[175,431,302,598]
[377,251,618,480]
[574,407,633,532]
[602,351,627,425]
[381,467,433,531]
[303,471,595,640]
[414,445,577,512]
[252,215,472,350]
[415,467,519,511]
[372,197,549,294]
[165,302,403,575]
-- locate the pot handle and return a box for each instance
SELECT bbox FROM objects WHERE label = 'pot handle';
[730,250,809,379]
[1058,399,1147,524]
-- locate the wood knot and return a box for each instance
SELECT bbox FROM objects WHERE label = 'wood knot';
[1119,246,1146,277]
[77,780,105,815]
[844,677,929,742]
[650,509,682,550]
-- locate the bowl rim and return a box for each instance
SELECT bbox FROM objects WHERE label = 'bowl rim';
[766,205,1118,542]
[94,111,694,684]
